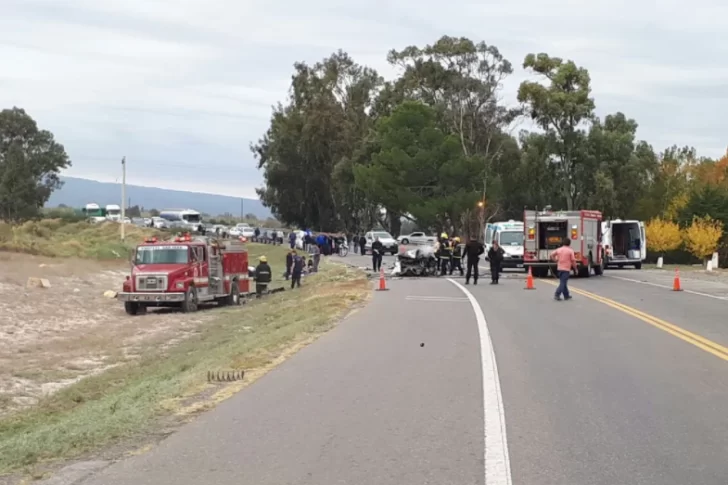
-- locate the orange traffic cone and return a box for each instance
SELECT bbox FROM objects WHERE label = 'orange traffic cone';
[673,267,682,291]
[376,266,389,291]
[524,267,535,290]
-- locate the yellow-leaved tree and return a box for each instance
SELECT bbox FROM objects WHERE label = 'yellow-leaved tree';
[645,218,682,259]
[683,215,724,265]
[662,192,689,221]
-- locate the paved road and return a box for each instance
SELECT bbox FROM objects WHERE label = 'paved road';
[73,264,728,485]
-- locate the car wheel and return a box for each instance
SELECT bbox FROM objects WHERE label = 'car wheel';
[401,238,409,244]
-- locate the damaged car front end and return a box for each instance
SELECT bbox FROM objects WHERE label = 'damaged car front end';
[392,246,438,277]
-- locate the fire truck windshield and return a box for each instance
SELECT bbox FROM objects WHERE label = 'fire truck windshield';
[135,245,189,264]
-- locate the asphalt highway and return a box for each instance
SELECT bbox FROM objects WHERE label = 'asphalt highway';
[75,256,728,485]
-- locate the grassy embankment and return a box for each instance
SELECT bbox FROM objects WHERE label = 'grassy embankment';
[0,219,166,259]
[0,220,369,476]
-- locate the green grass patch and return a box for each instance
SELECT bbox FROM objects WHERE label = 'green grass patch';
[641,263,725,272]
[0,219,164,259]
[0,256,368,475]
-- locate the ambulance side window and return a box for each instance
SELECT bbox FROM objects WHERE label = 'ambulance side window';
[485,227,494,244]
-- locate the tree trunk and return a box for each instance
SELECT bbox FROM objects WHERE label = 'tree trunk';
[387,211,402,237]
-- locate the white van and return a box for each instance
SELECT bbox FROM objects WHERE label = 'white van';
[484,220,525,269]
[601,219,646,269]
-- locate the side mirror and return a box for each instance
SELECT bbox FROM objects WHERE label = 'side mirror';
[128,249,135,268]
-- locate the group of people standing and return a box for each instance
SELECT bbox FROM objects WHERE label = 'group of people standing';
[433,233,508,285]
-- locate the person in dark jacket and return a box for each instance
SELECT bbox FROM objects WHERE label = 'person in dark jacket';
[289,231,296,249]
[291,253,305,288]
[487,240,506,284]
[371,237,383,272]
[359,235,367,255]
[254,255,272,297]
[285,249,294,280]
[464,236,485,285]
[254,227,260,241]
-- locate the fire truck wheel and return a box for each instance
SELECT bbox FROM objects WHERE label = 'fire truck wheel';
[124,302,140,316]
[579,258,592,278]
[594,257,604,276]
[181,287,198,313]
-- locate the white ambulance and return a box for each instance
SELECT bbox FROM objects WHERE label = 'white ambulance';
[484,220,525,269]
[601,219,646,269]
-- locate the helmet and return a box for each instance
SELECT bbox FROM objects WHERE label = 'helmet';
[440,232,448,239]
[454,237,461,243]
[259,255,267,263]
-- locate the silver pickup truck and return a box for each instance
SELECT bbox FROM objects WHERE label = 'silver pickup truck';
[396,232,436,245]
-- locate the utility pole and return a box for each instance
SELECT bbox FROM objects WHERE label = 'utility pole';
[121,157,126,241]
[240,198,244,221]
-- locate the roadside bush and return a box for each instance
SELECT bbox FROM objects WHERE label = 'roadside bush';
[42,207,88,223]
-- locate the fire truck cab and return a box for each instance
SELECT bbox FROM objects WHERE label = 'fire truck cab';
[523,209,604,278]
[118,233,250,315]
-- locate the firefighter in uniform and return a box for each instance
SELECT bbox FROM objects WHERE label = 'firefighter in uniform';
[254,255,272,297]
[436,232,450,276]
[449,236,464,276]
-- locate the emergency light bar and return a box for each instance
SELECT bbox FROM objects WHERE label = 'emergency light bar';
[173,233,193,242]
[144,236,158,243]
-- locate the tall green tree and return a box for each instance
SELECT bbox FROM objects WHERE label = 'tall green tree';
[252,51,382,231]
[354,101,482,233]
[386,35,521,228]
[583,113,658,218]
[0,107,71,222]
[387,36,518,156]
[517,53,595,210]
[635,145,697,220]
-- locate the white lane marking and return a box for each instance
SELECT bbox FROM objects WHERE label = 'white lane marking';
[405,295,468,302]
[447,278,513,485]
[606,274,728,301]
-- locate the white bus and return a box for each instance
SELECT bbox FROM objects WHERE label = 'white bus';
[159,209,203,230]
[105,204,121,222]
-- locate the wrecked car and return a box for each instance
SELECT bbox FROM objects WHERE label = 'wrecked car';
[392,246,438,277]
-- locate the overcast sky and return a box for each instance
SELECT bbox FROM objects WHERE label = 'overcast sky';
[2,0,727,199]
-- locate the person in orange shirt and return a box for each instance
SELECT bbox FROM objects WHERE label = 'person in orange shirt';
[551,238,577,301]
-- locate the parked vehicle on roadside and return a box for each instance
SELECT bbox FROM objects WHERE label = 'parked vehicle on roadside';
[524,208,604,278]
[397,232,436,245]
[601,219,646,269]
[363,231,398,255]
[118,233,250,315]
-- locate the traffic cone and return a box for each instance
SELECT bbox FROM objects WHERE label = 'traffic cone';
[673,267,682,291]
[524,267,535,290]
[376,266,389,291]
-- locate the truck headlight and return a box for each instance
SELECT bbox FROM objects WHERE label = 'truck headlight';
[176,282,184,289]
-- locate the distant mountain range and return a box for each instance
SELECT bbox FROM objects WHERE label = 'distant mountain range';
[46,177,272,219]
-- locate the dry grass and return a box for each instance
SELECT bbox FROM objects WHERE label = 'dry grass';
[0,242,293,418]
[0,257,369,476]
[0,219,163,259]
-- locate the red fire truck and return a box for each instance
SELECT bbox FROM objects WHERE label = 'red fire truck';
[523,209,604,278]
[118,233,250,315]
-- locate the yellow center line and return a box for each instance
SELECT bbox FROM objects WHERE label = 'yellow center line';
[538,279,728,363]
